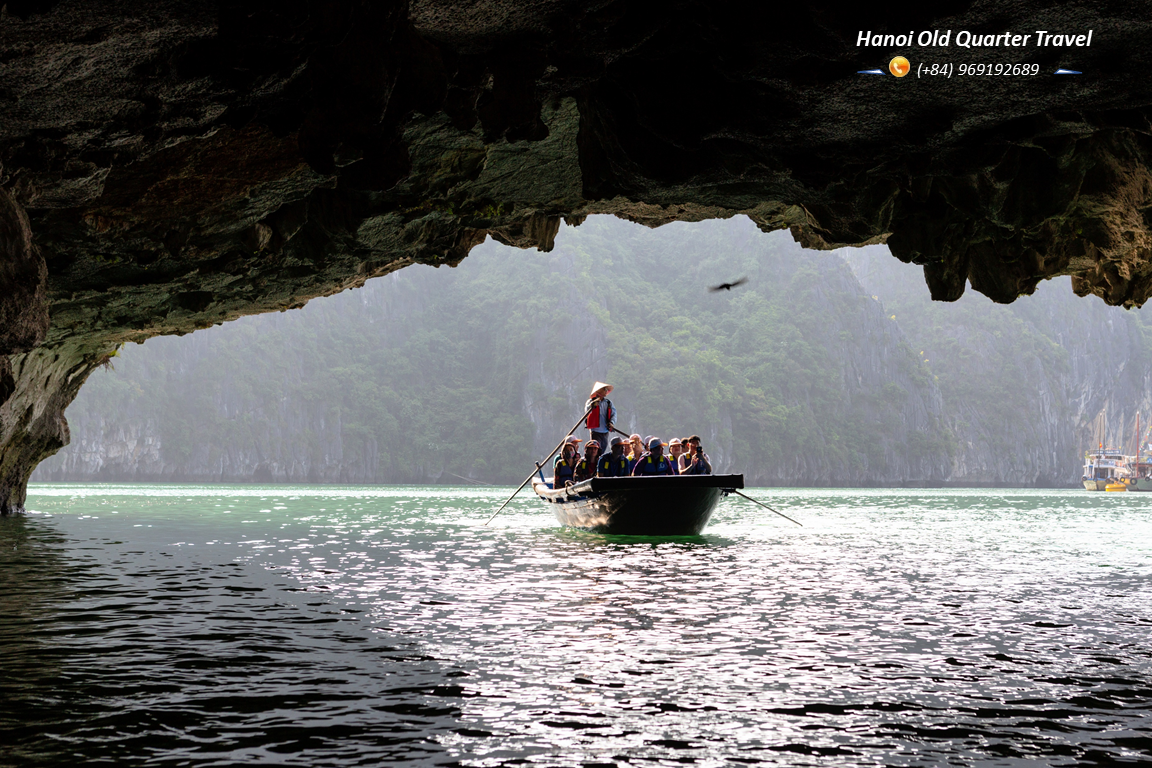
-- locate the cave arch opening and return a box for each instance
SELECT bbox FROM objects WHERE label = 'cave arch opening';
[23,215,1148,500]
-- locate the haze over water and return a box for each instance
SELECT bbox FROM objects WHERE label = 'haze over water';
[3,485,1151,766]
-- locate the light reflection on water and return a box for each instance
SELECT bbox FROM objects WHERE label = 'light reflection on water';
[3,484,1152,766]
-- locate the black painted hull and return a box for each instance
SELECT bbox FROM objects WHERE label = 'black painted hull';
[532,474,744,535]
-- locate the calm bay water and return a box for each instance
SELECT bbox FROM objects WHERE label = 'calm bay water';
[2,485,1151,767]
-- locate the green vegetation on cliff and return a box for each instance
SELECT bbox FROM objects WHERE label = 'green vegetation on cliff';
[40,216,950,485]
[48,216,1152,487]
[845,246,1152,484]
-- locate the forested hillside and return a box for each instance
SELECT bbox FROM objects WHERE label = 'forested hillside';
[35,216,953,486]
[844,247,1152,485]
[35,216,1152,487]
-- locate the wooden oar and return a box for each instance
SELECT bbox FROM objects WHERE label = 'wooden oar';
[731,489,803,527]
[444,471,496,487]
[485,404,595,525]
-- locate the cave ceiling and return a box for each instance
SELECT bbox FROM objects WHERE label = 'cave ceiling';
[1,0,1152,511]
[2,0,1152,355]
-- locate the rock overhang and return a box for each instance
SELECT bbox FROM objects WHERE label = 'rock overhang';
[1,0,1151,511]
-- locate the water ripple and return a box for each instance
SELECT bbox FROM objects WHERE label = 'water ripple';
[2,485,1151,766]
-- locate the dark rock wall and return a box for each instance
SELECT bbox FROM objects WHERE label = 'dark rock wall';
[1,342,98,512]
[5,1,1152,508]
[0,190,47,355]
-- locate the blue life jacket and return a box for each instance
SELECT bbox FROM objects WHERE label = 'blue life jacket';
[632,453,677,476]
[598,453,630,477]
[683,455,712,475]
[554,455,575,485]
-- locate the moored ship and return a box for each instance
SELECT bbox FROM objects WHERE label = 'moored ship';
[1119,413,1152,491]
[1120,465,1152,491]
[1082,448,1129,491]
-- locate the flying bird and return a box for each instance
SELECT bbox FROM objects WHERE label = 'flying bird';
[709,277,748,292]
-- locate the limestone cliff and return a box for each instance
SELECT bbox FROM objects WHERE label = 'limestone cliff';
[35,218,952,486]
[40,217,1152,488]
[846,248,1152,485]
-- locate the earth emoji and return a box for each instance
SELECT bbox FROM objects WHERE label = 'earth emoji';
[889,56,910,77]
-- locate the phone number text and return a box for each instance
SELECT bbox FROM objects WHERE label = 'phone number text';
[916,63,1042,78]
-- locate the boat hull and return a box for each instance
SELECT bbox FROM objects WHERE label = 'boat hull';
[533,474,744,535]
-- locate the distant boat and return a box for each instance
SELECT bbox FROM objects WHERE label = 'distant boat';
[1122,463,1152,491]
[1082,448,1129,491]
[531,474,744,534]
[1121,413,1152,491]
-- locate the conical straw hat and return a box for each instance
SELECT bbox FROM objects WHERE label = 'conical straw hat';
[590,381,613,397]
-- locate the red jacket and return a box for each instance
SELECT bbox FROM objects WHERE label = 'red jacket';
[585,398,616,430]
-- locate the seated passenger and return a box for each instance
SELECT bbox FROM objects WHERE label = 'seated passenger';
[598,436,631,477]
[682,436,713,475]
[626,434,644,469]
[573,441,602,483]
[677,436,693,473]
[631,438,679,476]
[667,438,684,468]
[554,437,580,486]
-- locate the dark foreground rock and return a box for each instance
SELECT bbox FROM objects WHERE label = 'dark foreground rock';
[2,1,1152,510]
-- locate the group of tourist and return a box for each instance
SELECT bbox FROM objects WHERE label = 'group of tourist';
[552,382,713,486]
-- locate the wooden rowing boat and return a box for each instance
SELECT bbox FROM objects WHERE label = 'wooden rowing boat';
[531,473,744,535]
